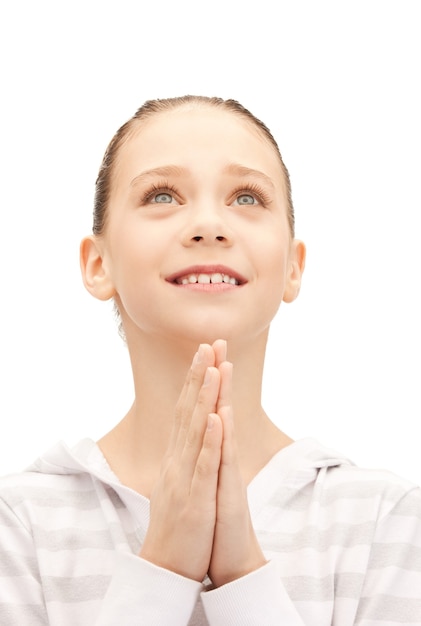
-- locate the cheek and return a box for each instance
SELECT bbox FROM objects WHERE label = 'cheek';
[258,238,291,306]
[257,230,289,276]
[106,229,152,299]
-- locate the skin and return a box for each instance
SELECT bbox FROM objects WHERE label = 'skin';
[80,105,306,586]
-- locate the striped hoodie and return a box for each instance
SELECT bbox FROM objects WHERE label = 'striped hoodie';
[0,437,420,625]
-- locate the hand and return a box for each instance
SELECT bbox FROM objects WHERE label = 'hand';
[139,344,223,582]
[208,340,267,587]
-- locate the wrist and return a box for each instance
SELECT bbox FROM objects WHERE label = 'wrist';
[210,552,267,588]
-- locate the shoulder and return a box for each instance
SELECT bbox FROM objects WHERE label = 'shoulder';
[0,466,94,498]
[0,439,110,529]
[0,468,97,529]
[0,438,111,511]
[0,439,132,538]
[272,438,421,528]
[306,460,421,556]
[320,462,420,519]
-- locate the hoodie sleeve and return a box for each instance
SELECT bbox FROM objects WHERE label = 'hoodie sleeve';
[0,496,49,625]
[94,552,203,625]
[354,487,421,624]
[201,560,305,625]
[94,556,306,626]
[0,492,202,626]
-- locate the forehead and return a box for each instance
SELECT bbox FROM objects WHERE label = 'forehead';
[114,105,285,187]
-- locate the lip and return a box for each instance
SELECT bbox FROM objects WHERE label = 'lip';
[165,264,247,286]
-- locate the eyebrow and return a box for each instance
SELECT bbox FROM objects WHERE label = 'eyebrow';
[222,163,275,190]
[130,163,275,189]
[130,165,188,187]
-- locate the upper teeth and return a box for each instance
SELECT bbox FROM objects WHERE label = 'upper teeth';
[177,273,238,285]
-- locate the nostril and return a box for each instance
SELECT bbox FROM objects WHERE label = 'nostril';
[190,234,227,243]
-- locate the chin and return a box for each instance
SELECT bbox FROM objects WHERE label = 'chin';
[171,319,269,349]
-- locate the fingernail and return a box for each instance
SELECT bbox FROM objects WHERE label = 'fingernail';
[195,344,206,365]
[207,414,214,431]
[192,345,204,367]
[203,367,212,385]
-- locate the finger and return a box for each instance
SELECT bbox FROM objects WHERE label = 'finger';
[216,405,245,522]
[219,404,237,469]
[212,339,227,368]
[179,366,220,481]
[172,345,215,455]
[216,360,233,412]
[190,412,223,503]
[166,361,193,455]
[183,345,216,418]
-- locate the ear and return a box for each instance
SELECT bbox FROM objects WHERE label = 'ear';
[283,239,306,303]
[80,236,116,301]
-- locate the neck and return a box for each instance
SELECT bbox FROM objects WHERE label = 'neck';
[98,331,292,495]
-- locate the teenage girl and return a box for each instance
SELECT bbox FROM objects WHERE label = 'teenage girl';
[0,96,420,625]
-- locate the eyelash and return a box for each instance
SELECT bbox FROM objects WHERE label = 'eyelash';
[140,180,271,206]
[230,183,271,206]
[141,181,180,204]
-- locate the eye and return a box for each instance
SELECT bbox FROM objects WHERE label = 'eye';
[152,192,174,204]
[230,183,270,208]
[234,193,258,206]
[141,181,181,206]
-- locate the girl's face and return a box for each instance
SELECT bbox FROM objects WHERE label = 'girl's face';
[89,106,305,347]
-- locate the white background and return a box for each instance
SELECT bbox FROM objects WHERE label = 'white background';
[0,1,419,482]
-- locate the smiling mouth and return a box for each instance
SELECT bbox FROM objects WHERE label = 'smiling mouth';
[175,272,239,285]
[166,265,247,288]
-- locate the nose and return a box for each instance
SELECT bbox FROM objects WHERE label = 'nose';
[181,203,233,247]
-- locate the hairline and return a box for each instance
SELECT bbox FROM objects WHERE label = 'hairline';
[106,102,292,226]
[93,97,295,238]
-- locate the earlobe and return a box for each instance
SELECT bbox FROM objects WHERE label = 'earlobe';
[80,236,116,301]
[283,239,306,303]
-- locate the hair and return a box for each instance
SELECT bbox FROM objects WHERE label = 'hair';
[93,95,295,237]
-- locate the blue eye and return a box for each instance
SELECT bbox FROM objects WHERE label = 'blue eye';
[153,192,174,203]
[235,194,257,206]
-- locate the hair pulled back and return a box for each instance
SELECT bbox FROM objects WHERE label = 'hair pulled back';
[93,95,295,237]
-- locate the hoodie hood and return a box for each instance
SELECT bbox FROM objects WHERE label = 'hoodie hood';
[28,437,353,482]
[27,438,122,484]
[26,437,354,528]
